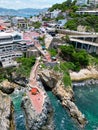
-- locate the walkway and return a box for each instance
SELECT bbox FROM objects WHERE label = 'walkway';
[34,42,52,62]
[28,60,45,114]
[70,38,98,47]
[69,34,98,38]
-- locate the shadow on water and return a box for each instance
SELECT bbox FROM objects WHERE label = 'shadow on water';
[10,90,26,130]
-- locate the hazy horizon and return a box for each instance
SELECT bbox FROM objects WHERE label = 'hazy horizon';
[0,0,66,9]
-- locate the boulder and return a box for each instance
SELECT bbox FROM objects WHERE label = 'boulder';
[0,80,18,94]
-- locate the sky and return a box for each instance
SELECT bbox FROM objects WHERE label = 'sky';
[0,0,66,9]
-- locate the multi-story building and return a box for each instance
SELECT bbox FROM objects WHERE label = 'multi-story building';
[12,17,28,29]
[44,9,61,19]
[76,0,87,5]
[76,10,98,15]
[89,0,98,5]
[0,32,27,67]
[50,9,61,18]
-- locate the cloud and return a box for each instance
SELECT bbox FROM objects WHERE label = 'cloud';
[0,0,65,9]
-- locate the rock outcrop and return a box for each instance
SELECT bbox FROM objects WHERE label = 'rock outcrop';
[21,82,54,130]
[0,90,15,130]
[70,67,98,82]
[0,80,18,94]
[39,69,87,127]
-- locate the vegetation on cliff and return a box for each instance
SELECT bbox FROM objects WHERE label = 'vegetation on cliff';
[16,56,36,77]
[32,21,42,29]
[53,62,72,87]
[0,56,36,82]
[65,15,98,32]
[59,45,89,71]
[48,0,78,12]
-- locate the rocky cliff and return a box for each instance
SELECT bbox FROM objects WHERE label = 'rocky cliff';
[0,90,15,130]
[70,67,98,82]
[21,82,54,130]
[38,69,87,128]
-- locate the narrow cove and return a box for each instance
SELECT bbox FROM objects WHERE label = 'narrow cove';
[9,83,98,130]
[10,90,26,130]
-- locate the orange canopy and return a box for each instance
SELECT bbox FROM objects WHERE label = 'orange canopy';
[31,88,38,95]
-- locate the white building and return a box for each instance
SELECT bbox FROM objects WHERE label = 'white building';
[30,16,42,22]
[76,10,98,15]
[44,9,61,19]
[76,0,87,5]
[89,0,98,5]
[51,9,61,18]
[57,19,67,27]
[0,32,27,67]
[12,17,28,29]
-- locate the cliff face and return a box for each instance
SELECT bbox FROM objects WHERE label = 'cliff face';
[39,69,87,128]
[70,67,98,82]
[0,90,15,130]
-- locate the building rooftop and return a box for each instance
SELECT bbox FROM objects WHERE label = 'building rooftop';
[0,31,22,39]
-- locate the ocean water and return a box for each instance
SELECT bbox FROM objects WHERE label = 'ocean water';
[47,91,80,130]
[10,90,26,130]
[74,85,98,130]
[10,85,98,130]
[48,84,98,130]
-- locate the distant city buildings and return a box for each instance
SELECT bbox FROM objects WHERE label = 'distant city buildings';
[89,0,98,5]
[44,9,61,19]
[12,17,28,29]
[29,16,42,22]
[0,19,11,28]
[76,0,98,6]
[76,0,87,6]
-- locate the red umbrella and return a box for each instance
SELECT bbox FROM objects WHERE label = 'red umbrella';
[31,88,39,95]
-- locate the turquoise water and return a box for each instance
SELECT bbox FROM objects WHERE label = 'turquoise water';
[10,85,98,130]
[74,85,98,130]
[47,91,81,130]
[11,91,26,130]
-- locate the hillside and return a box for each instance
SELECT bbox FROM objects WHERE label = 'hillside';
[48,0,78,12]
[0,8,47,17]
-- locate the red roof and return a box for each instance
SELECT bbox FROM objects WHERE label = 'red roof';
[0,25,5,30]
[31,88,38,95]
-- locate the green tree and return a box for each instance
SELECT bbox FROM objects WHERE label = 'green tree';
[65,19,77,30]
[33,22,42,29]
[49,49,57,57]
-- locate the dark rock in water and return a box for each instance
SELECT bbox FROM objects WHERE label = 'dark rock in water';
[21,87,54,130]
[11,76,28,87]
[0,80,16,94]
[0,90,15,130]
